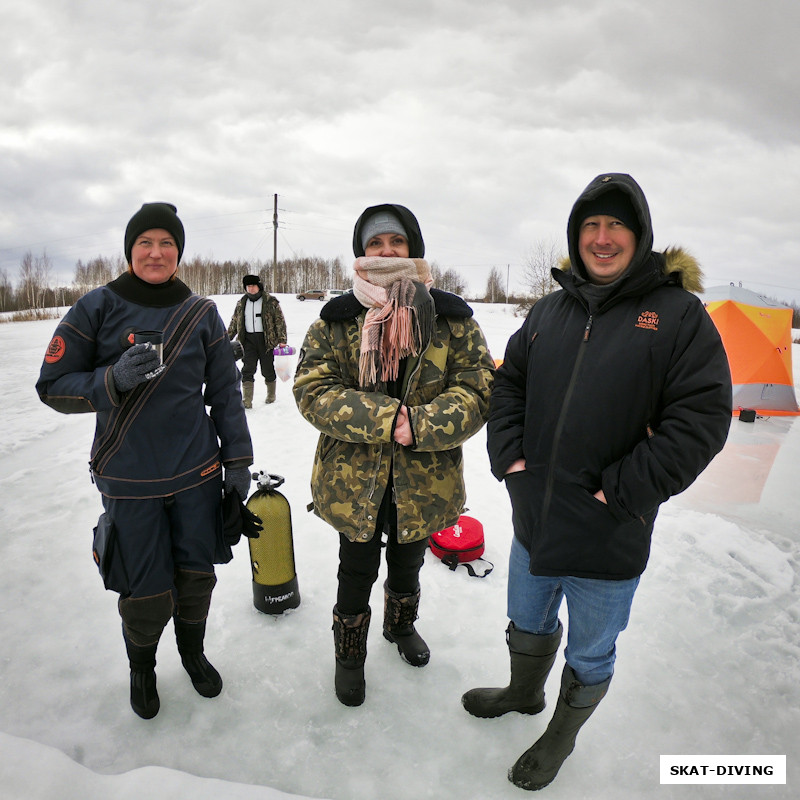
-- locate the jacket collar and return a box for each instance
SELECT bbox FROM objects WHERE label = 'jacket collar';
[320,288,474,323]
[107,272,193,307]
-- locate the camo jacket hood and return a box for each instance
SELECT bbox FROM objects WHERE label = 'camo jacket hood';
[293,289,495,543]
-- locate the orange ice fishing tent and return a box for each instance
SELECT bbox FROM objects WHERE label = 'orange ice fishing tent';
[703,285,800,416]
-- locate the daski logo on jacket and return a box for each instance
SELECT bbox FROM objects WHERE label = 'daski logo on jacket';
[635,311,660,331]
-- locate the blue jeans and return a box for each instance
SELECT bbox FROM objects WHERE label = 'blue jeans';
[507,536,639,685]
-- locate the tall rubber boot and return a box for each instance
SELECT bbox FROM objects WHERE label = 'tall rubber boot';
[382,581,430,667]
[462,621,562,718]
[508,664,611,791]
[265,380,276,404]
[333,606,370,706]
[174,617,222,698]
[123,630,160,719]
[242,381,254,409]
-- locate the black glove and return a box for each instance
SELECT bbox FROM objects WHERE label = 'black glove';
[112,343,163,392]
[230,339,244,361]
[222,491,263,546]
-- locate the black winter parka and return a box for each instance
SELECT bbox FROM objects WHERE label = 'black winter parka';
[488,174,732,580]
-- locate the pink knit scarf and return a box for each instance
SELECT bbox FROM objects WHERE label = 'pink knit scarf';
[352,257,435,390]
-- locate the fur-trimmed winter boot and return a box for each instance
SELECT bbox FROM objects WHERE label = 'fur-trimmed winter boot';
[242,381,254,409]
[265,380,276,404]
[174,617,223,698]
[123,630,160,720]
[382,581,430,667]
[462,621,562,718]
[333,606,371,706]
[508,664,611,791]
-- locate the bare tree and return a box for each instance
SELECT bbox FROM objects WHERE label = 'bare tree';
[18,251,39,310]
[523,238,563,301]
[430,263,467,296]
[485,267,505,303]
[0,268,13,312]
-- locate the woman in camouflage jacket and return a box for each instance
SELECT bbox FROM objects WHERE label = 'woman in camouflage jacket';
[293,203,494,705]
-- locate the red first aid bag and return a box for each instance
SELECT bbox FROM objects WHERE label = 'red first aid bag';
[430,515,485,565]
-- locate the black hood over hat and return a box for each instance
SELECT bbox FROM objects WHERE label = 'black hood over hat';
[352,203,425,259]
[566,174,654,282]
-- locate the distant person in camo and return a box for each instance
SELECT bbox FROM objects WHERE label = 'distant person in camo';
[227,274,287,407]
[36,202,253,720]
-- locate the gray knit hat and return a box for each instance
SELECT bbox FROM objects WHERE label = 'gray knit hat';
[359,210,408,251]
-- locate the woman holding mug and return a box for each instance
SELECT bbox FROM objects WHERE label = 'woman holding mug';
[37,202,253,719]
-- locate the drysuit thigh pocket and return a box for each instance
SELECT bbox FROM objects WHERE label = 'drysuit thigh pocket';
[92,513,130,595]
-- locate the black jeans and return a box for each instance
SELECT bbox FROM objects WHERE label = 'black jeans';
[336,493,428,614]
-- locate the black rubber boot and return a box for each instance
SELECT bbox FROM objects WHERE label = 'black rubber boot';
[462,621,562,718]
[382,582,430,667]
[333,606,370,706]
[508,664,611,791]
[174,617,222,698]
[124,632,160,720]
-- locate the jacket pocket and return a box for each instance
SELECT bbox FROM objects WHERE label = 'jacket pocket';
[546,475,651,577]
[416,378,447,405]
[504,470,540,552]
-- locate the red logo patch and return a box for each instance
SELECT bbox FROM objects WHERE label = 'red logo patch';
[44,335,66,363]
[635,311,659,331]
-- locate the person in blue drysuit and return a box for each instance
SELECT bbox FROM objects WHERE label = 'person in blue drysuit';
[36,202,253,719]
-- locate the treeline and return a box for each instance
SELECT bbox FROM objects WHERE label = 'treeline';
[0,251,472,313]
[4,249,800,328]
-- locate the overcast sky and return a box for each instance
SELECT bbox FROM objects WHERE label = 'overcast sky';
[3,0,799,301]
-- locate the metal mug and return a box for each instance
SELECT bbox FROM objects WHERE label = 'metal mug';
[133,330,164,365]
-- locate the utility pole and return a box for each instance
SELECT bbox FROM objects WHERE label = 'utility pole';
[272,194,278,267]
[272,194,278,291]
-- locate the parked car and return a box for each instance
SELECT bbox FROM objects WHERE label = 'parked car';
[296,289,326,301]
[328,289,347,296]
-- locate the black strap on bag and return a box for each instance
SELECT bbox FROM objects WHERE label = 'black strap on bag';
[91,296,213,474]
[440,554,494,578]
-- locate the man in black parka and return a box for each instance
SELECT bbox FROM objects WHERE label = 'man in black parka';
[462,173,732,791]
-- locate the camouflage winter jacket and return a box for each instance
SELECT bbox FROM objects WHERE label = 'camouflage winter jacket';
[293,290,495,543]
[227,292,287,350]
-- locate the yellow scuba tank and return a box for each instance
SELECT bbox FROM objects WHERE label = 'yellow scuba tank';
[245,472,301,614]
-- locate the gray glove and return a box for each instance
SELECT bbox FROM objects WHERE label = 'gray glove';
[112,343,163,392]
[224,467,252,501]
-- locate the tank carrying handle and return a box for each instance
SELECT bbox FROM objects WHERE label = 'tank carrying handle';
[253,471,285,490]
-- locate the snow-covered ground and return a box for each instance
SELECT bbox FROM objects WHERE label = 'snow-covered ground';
[1,294,797,799]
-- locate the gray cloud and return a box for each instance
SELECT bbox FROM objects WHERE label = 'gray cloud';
[2,0,799,301]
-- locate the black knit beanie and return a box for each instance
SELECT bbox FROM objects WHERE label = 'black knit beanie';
[576,189,641,237]
[124,202,186,264]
